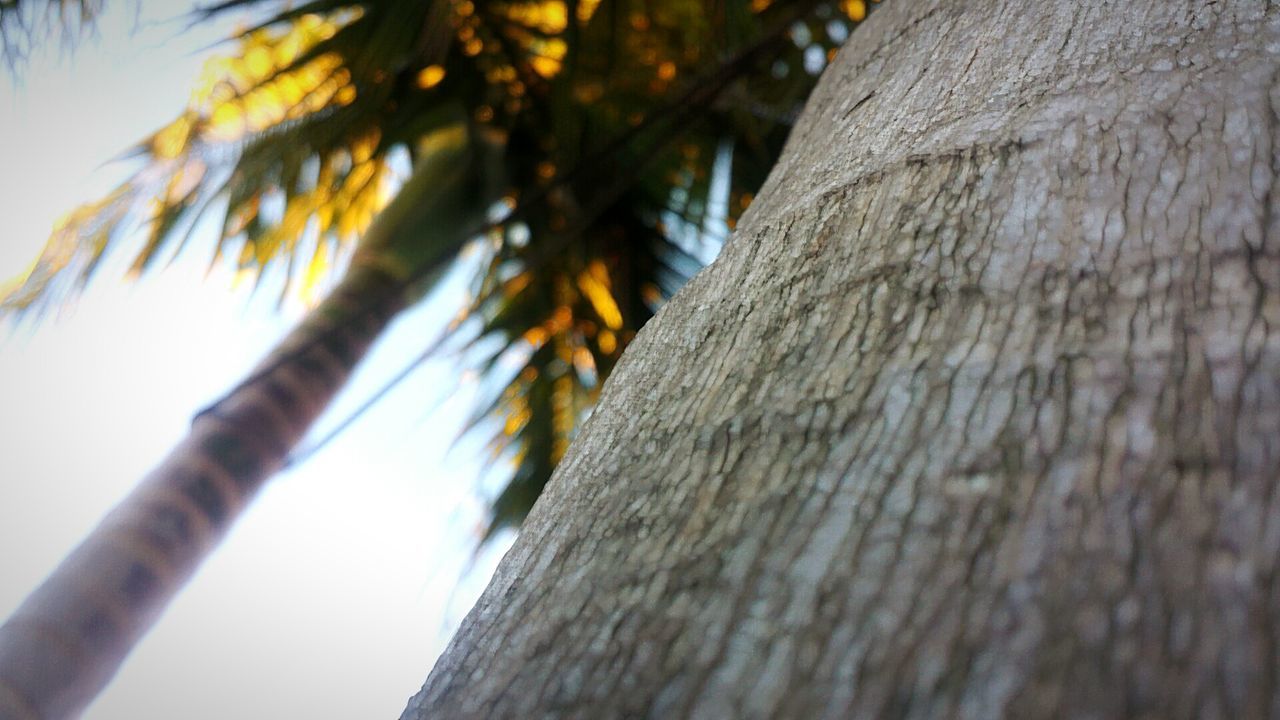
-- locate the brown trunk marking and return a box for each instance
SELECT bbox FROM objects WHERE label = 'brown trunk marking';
[128,506,193,561]
[208,398,292,463]
[292,352,339,392]
[261,376,306,428]
[198,431,268,491]
[318,327,361,368]
[172,467,230,529]
[136,487,216,548]
[119,563,157,609]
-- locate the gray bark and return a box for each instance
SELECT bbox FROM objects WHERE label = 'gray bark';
[405,1,1280,717]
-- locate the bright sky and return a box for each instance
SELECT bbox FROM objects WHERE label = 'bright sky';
[0,4,510,718]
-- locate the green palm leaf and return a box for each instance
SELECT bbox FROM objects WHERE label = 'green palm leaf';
[3,0,878,540]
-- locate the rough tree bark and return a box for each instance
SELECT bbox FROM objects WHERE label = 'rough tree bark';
[405,1,1280,718]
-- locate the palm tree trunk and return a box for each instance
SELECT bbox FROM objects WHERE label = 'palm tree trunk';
[404,0,1280,717]
[0,261,405,720]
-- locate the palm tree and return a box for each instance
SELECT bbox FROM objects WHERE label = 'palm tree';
[408,0,1280,713]
[0,0,873,715]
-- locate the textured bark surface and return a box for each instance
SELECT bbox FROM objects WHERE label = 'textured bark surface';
[407,1,1280,717]
[0,264,404,720]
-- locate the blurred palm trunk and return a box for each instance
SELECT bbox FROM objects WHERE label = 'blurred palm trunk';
[0,260,406,719]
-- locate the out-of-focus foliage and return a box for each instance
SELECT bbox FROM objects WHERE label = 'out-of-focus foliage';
[1,0,876,539]
[0,0,102,65]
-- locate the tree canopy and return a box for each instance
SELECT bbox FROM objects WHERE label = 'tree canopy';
[2,0,874,538]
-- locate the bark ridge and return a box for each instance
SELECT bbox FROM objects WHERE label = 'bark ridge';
[407,1,1280,717]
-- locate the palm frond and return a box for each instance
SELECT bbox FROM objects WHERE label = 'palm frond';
[0,0,105,68]
[4,0,880,538]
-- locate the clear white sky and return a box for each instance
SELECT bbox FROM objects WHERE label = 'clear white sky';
[0,3,511,718]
